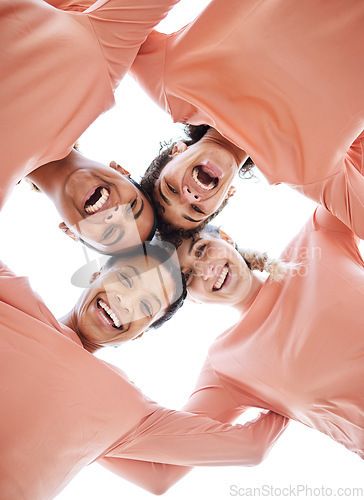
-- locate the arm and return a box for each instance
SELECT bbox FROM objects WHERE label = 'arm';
[296,131,364,239]
[43,0,90,10]
[100,357,289,494]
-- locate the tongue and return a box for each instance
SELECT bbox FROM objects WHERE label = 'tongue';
[197,167,217,186]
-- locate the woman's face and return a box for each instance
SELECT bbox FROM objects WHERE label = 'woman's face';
[57,162,155,254]
[177,231,254,307]
[153,129,245,230]
[73,254,177,347]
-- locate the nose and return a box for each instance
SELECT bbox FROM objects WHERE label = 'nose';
[181,185,201,203]
[196,262,215,280]
[113,292,133,320]
[103,205,125,224]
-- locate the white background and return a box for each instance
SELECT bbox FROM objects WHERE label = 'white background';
[0,0,363,498]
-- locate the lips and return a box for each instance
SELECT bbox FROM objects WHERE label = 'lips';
[97,298,123,329]
[84,186,110,214]
[212,263,230,291]
[192,164,220,191]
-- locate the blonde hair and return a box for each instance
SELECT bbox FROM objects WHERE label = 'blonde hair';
[235,246,292,282]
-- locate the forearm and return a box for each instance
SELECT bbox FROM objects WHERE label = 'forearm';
[103,406,288,495]
[99,457,191,496]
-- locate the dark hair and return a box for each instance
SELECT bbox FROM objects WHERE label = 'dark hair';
[140,125,254,247]
[105,240,187,330]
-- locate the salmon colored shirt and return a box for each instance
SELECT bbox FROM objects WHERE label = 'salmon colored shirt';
[0,0,180,209]
[98,137,364,493]
[97,206,364,495]
[130,0,364,238]
[0,260,288,499]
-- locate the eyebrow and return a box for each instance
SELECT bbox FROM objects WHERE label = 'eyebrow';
[188,237,201,255]
[152,292,162,311]
[183,214,203,223]
[158,183,171,206]
[134,197,144,219]
[127,265,140,280]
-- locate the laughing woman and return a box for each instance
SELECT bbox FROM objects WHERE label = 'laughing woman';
[0,0,183,251]
[0,240,289,499]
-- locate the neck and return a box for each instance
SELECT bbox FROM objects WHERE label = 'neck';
[233,273,264,313]
[205,128,248,167]
[59,308,98,354]
[26,149,78,203]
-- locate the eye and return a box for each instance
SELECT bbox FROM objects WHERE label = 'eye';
[118,272,132,288]
[195,243,206,258]
[166,181,178,194]
[191,204,204,214]
[140,299,152,318]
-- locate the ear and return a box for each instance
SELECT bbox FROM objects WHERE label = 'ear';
[219,229,234,246]
[109,160,130,177]
[132,332,144,341]
[58,222,78,241]
[90,269,102,283]
[226,185,236,199]
[171,141,188,156]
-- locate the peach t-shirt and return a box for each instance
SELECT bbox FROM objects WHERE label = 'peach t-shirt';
[130,0,364,238]
[98,206,364,494]
[0,261,288,500]
[0,0,179,208]
[204,206,364,458]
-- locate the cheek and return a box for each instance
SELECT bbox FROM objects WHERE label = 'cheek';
[135,213,154,242]
[189,280,210,303]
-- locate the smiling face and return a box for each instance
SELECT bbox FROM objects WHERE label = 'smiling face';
[58,163,155,254]
[177,229,260,308]
[152,129,246,230]
[73,253,177,348]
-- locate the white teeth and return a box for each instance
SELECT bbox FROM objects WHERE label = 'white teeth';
[192,167,216,190]
[98,299,121,328]
[213,265,229,290]
[85,187,109,214]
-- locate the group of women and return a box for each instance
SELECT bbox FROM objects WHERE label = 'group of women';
[0,0,363,498]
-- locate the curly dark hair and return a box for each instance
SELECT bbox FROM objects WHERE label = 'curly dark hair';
[105,241,187,331]
[140,125,254,247]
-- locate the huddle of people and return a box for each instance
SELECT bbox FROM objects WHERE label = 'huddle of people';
[0,0,363,499]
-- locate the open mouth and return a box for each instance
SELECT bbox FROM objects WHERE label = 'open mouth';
[84,186,110,214]
[97,298,123,329]
[192,165,219,191]
[212,263,229,291]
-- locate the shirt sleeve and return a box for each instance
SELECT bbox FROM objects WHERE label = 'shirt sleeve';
[43,0,90,11]
[81,0,180,91]
[294,131,364,239]
[99,357,288,494]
